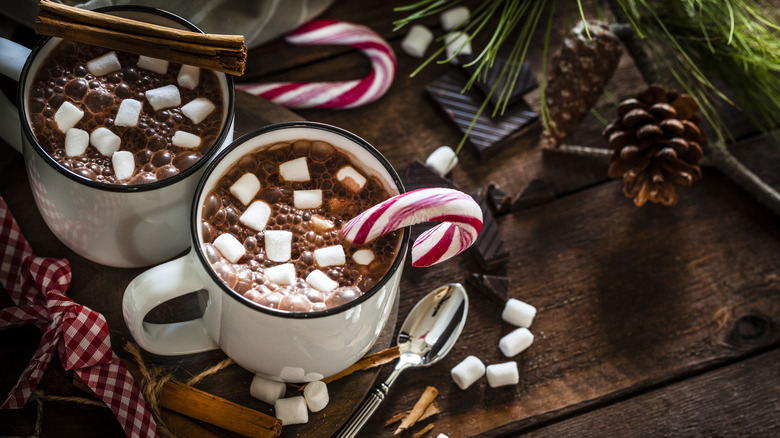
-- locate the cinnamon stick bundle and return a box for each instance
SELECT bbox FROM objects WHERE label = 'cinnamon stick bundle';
[35,0,246,75]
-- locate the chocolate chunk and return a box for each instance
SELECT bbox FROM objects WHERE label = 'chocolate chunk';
[426,70,539,160]
[487,183,512,216]
[466,273,510,305]
[463,59,537,107]
[470,188,509,270]
[511,179,556,211]
[401,159,459,241]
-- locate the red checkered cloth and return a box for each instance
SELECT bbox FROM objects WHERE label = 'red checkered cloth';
[0,195,160,438]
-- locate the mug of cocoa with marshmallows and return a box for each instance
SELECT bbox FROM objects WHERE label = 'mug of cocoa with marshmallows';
[123,121,483,381]
[0,6,235,267]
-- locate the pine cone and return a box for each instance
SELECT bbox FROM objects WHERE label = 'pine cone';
[541,21,622,148]
[603,84,705,207]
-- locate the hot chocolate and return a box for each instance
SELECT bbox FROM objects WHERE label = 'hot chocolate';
[200,139,402,312]
[28,40,224,184]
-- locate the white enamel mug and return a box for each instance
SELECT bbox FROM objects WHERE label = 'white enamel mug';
[0,7,236,268]
[123,122,410,382]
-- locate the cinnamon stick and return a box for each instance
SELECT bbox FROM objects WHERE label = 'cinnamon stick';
[411,423,435,438]
[384,401,440,426]
[394,386,438,435]
[321,346,401,385]
[35,0,246,75]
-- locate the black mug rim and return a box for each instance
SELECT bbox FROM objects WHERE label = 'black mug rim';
[191,121,411,320]
[16,5,236,193]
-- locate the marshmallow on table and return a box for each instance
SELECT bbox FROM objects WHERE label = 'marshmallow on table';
[314,245,346,267]
[306,269,338,293]
[279,157,310,182]
[265,230,292,262]
[114,99,142,127]
[178,65,201,89]
[181,97,216,124]
[498,327,534,358]
[54,101,84,133]
[64,128,89,157]
[213,233,246,263]
[90,127,121,156]
[275,396,309,425]
[145,84,181,111]
[86,51,121,76]
[112,150,135,181]
[444,31,473,60]
[401,24,434,58]
[440,6,470,30]
[303,381,329,412]
[265,263,295,286]
[451,355,485,390]
[294,190,322,209]
[502,298,536,328]
[336,165,366,192]
[171,131,201,149]
[239,200,271,231]
[352,249,374,265]
[230,173,261,206]
[137,55,168,74]
[425,146,458,176]
[486,361,519,388]
[250,374,286,405]
[437,435,451,438]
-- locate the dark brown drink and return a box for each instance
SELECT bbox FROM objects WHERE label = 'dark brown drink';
[200,140,402,312]
[28,41,224,184]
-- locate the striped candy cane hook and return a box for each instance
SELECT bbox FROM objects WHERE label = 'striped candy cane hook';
[237,20,396,109]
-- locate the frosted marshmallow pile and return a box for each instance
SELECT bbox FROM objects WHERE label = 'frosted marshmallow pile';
[250,377,330,426]
[400,6,473,63]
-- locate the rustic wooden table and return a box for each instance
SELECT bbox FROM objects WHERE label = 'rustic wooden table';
[2,1,779,437]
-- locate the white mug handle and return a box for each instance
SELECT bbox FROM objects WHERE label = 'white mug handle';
[0,38,31,153]
[122,251,220,355]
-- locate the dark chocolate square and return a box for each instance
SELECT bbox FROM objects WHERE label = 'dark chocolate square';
[400,159,459,242]
[512,179,556,211]
[466,273,510,305]
[470,188,509,271]
[463,59,538,108]
[487,183,512,216]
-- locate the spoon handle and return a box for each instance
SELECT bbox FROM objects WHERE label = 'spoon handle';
[336,368,402,438]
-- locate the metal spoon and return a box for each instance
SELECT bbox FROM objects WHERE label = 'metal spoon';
[336,283,469,438]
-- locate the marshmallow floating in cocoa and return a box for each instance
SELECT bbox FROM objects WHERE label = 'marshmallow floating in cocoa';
[444,31,472,60]
[111,150,135,181]
[265,230,292,262]
[90,127,121,156]
[177,65,200,90]
[54,101,84,133]
[239,200,271,231]
[250,374,286,405]
[425,146,458,176]
[486,361,519,387]
[502,298,536,328]
[171,131,201,149]
[314,245,346,267]
[145,84,181,111]
[213,233,246,263]
[450,355,485,390]
[230,173,261,206]
[293,189,322,209]
[306,269,338,292]
[279,157,310,182]
[86,51,121,76]
[303,381,329,412]
[64,128,89,157]
[265,263,296,286]
[274,396,308,426]
[181,97,216,124]
[401,24,434,58]
[352,249,374,265]
[136,55,168,74]
[336,165,367,192]
[498,327,534,358]
[440,6,470,30]
[114,99,142,127]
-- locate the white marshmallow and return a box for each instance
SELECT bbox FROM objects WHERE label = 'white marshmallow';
[230,173,261,206]
[486,361,519,388]
[336,165,366,192]
[171,131,201,149]
[274,396,308,425]
[86,51,121,76]
[265,263,295,286]
[401,24,434,58]
[114,99,142,127]
[445,31,473,60]
[502,298,537,328]
[306,269,338,293]
[279,157,310,182]
[111,150,135,181]
[440,6,470,30]
[294,190,322,209]
[437,434,451,438]
[498,327,534,358]
[136,55,168,74]
[145,84,181,111]
[352,249,375,265]
[213,233,246,263]
[54,101,84,133]
[181,97,216,124]
[90,127,121,156]
[303,381,329,413]
[239,200,271,231]
[64,128,89,157]
[280,366,306,382]
[250,374,286,405]
[265,230,292,262]
[177,65,201,89]
[314,245,346,267]
[425,146,458,176]
[450,355,485,390]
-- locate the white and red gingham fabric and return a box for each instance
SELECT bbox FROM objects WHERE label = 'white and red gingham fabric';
[0,195,160,438]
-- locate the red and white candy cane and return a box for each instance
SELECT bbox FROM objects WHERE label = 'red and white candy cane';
[341,188,483,267]
[237,20,396,109]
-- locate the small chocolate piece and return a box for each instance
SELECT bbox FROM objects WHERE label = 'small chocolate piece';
[401,159,459,241]
[463,58,538,107]
[426,70,539,160]
[512,179,556,211]
[466,273,510,305]
[487,183,512,216]
[470,188,509,270]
